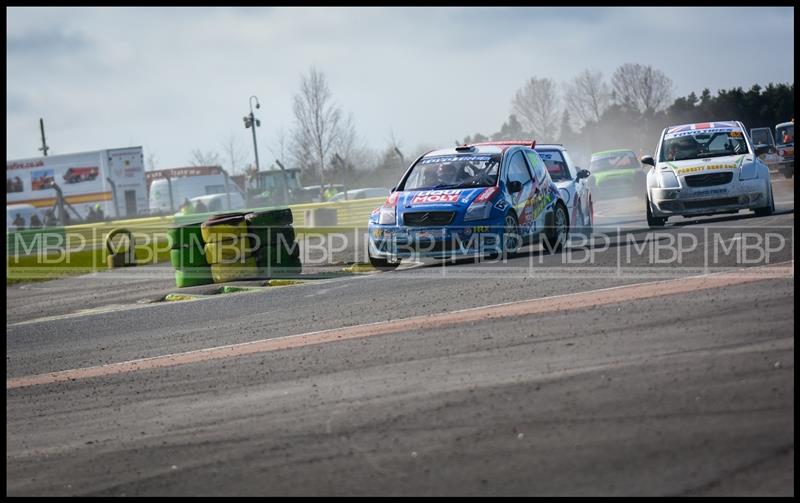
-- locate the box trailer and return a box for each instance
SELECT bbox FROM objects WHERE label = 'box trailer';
[6,146,147,222]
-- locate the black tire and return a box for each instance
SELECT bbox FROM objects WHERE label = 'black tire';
[368,254,400,271]
[250,225,296,249]
[754,184,775,217]
[646,197,667,227]
[245,208,294,227]
[783,165,793,179]
[542,203,569,253]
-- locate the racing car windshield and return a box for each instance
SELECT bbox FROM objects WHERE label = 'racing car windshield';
[659,130,749,162]
[537,150,571,182]
[776,124,794,146]
[589,151,639,172]
[401,154,500,191]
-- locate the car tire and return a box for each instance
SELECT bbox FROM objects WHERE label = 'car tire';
[542,203,568,253]
[646,196,667,227]
[368,254,400,271]
[783,165,793,179]
[245,208,294,228]
[754,183,775,217]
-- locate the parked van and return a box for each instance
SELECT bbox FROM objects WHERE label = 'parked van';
[179,192,246,215]
[149,174,241,214]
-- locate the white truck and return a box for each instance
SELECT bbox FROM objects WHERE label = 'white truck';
[146,166,243,215]
[6,146,148,224]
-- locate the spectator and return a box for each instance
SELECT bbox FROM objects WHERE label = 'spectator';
[194,199,208,213]
[783,129,794,144]
[12,213,25,230]
[94,203,104,221]
[179,198,193,215]
[29,214,42,229]
[44,209,57,227]
[324,184,337,201]
[87,206,97,223]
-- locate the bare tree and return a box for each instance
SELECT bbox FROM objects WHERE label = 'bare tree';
[267,125,290,168]
[611,63,674,115]
[511,77,560,141]
[290,67,344,185]
[220,134,249,175]
[564,69,611,128]
[189,148,221,167]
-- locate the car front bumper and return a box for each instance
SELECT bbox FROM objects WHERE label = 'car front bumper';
[649,178,769,217]
[368,223,506,260]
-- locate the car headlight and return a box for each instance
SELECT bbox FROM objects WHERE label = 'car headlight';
[739,162,758,180]
[463,202,492,221]
[657,170,680,188]
[378,206,396,225]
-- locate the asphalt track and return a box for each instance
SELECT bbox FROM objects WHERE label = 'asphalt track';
[6,178,794,496]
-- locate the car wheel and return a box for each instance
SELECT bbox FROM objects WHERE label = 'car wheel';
[754,183,775,217]
[646,196,667,227]
[783,165,793,179]
[368,253,400,272]
[574,198,594,238]
[543,203,569,253]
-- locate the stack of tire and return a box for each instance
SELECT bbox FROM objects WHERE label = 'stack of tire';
[168,221,214,288]
[201,212,261,283]
[245,208,302,276]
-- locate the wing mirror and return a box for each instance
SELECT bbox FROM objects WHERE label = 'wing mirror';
[576,169,591,180]
[507,181,522,193]
[640,155,656,167]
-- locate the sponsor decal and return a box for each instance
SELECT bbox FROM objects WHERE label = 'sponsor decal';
[475,186,499,202]
[471,225,490,233]
[729,131,743,138]
[530,193,553,221]
[7,160,45,170]
[665,128,739,140]
[690,188,728,197]
[676,164,735,175]
[419,155,492,164]
[494,199,509,211]
[371,228,384,239]
[411,189,463,204]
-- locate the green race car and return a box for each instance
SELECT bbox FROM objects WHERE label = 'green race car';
[588,149,647,200]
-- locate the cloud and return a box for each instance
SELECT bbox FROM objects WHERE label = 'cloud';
[5,6,794,168]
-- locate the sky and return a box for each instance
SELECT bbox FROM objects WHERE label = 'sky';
[6,6,795,171]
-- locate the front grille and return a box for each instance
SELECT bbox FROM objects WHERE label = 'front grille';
[403,211,455,226]
[684,197,740,210]
[684,172,733,187]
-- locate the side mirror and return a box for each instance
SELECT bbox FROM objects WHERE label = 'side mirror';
[754,145,770,157]
[576,169,591,180]
[507,180,522,193]
[640,155,656,167]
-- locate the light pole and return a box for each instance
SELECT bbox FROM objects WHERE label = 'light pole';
[243,95,261,173]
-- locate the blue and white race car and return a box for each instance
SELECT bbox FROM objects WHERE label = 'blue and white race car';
[535,144,594,236]
[643,120,775,227]
[367,141,570,270]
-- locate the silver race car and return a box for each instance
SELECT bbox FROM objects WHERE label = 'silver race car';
[642,120,774,227]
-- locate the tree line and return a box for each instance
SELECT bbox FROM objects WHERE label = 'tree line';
[152,64,793,187]
[461,64,794,165]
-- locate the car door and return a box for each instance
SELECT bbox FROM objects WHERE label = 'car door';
[562,150,589,223]
[524,149,554,236]
[505,150,536,236]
